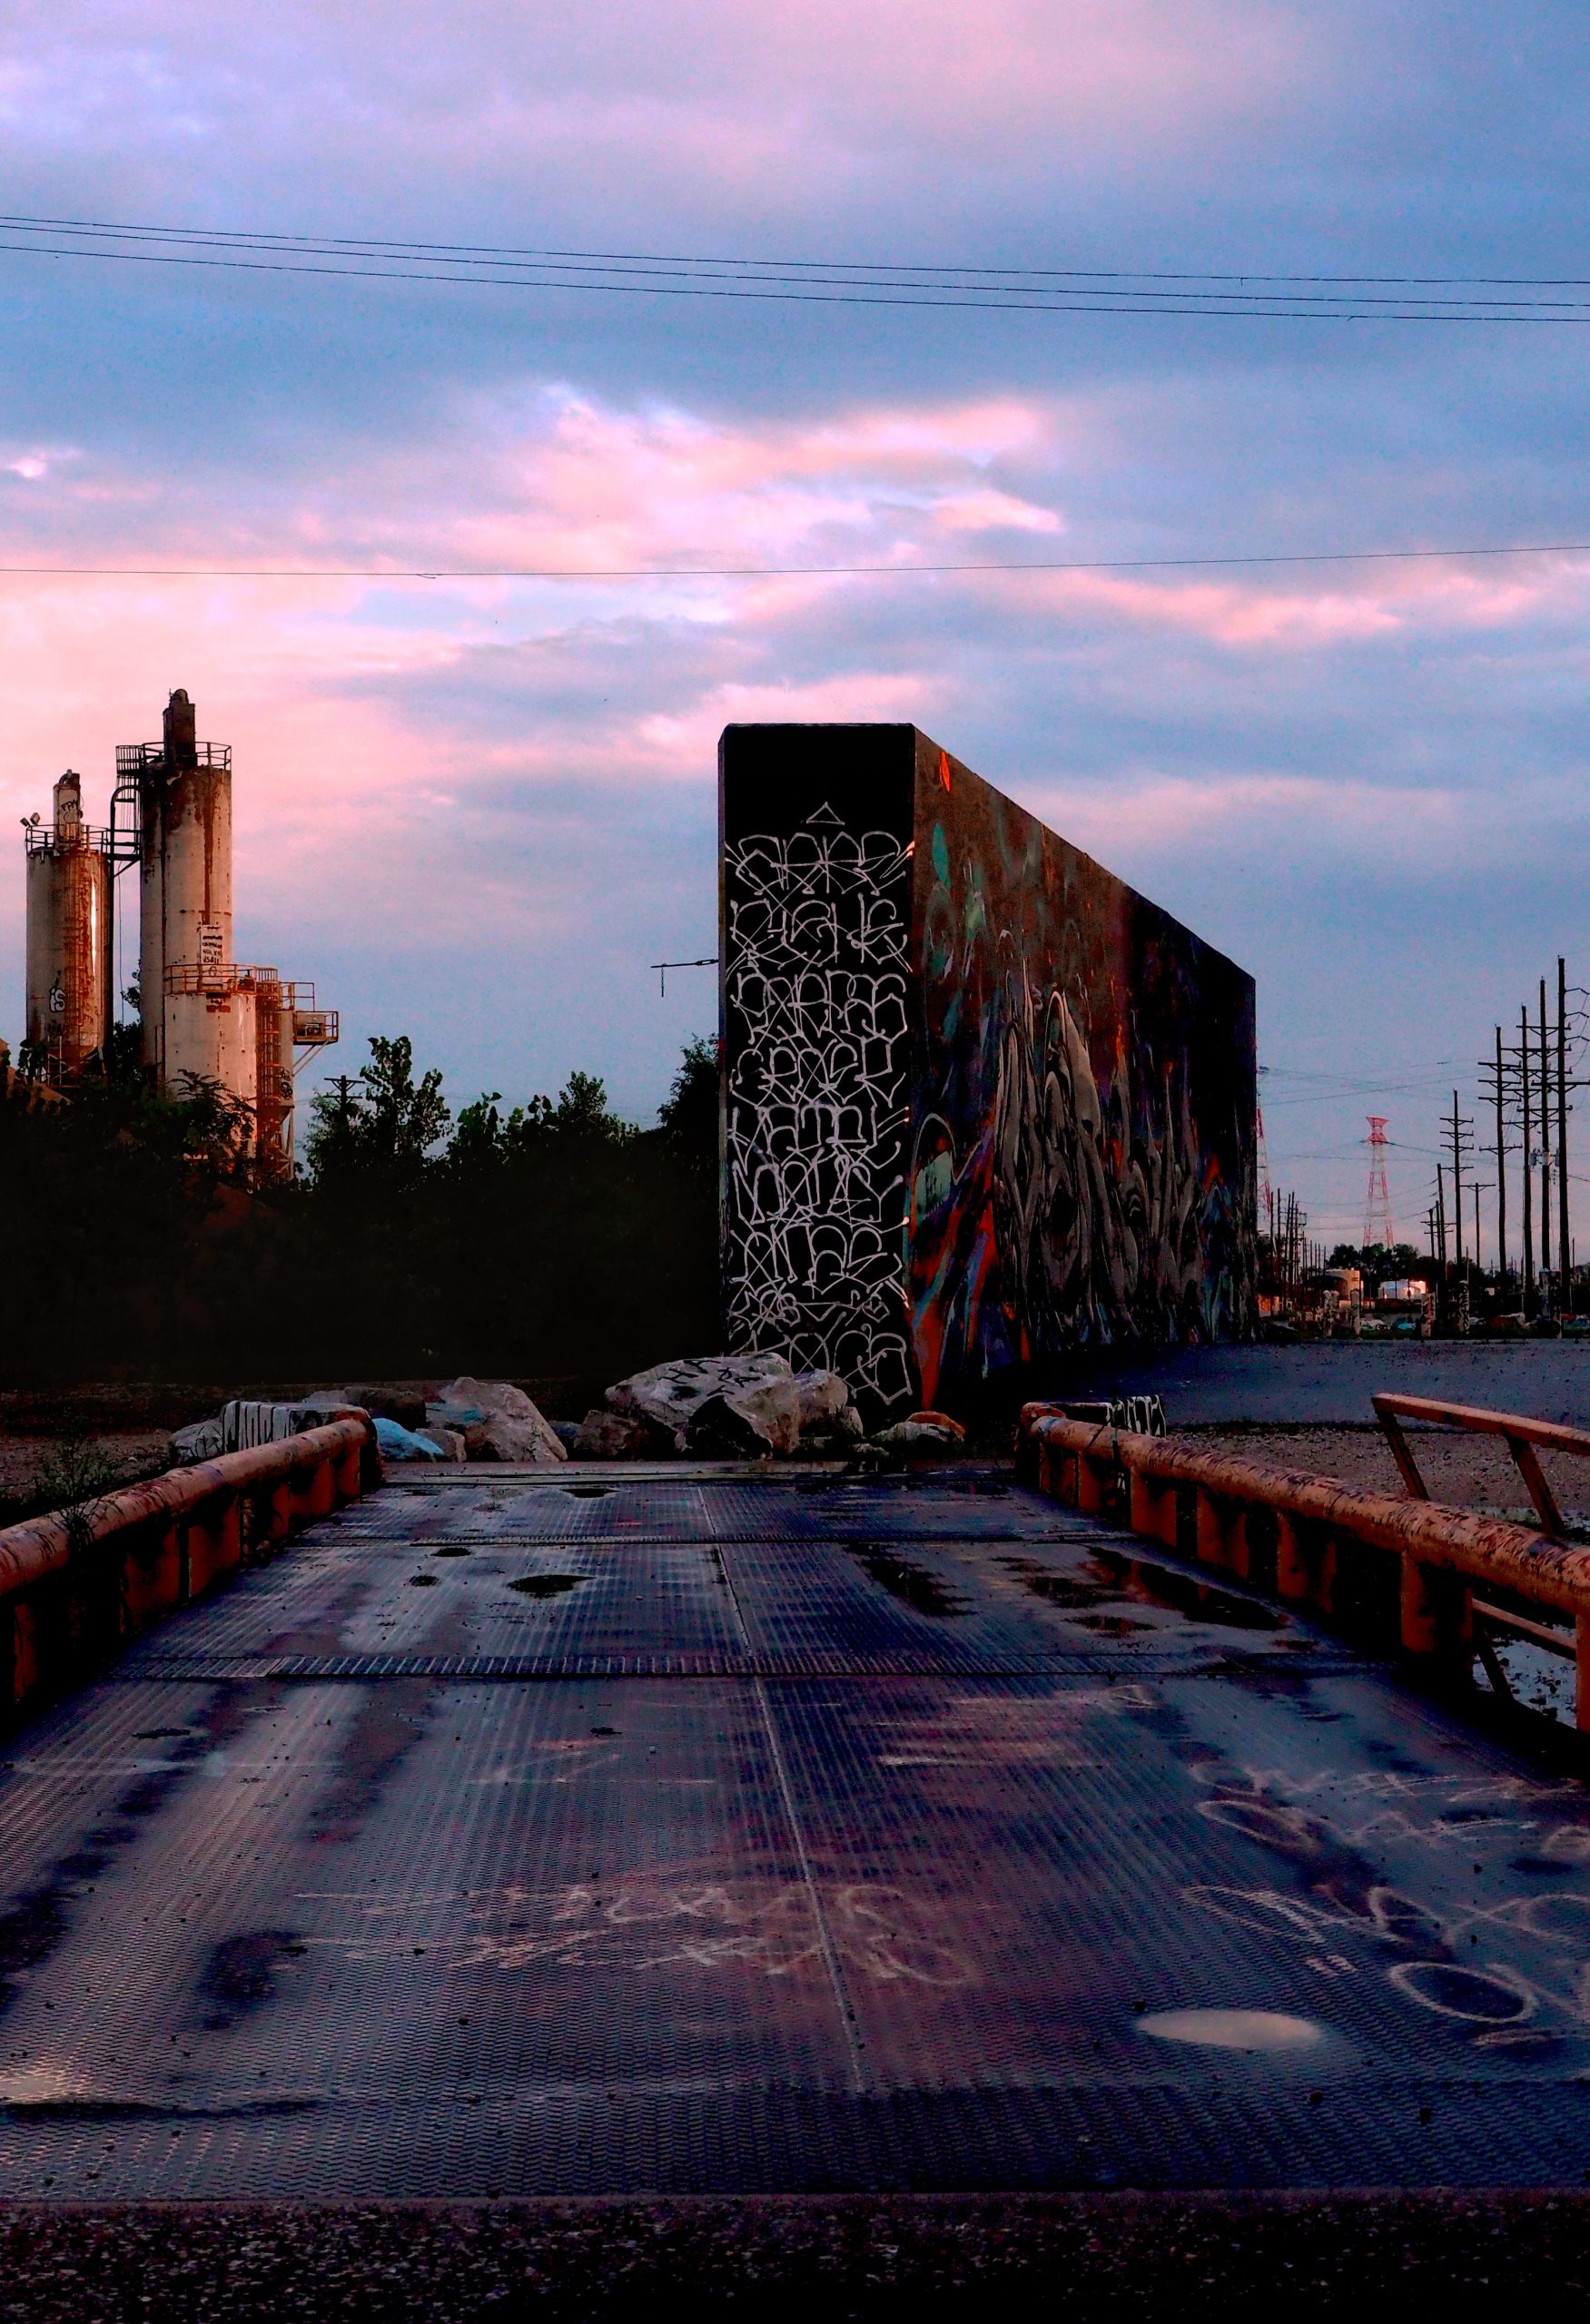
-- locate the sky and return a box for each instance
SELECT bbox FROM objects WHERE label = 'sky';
[1,0,1588,1251]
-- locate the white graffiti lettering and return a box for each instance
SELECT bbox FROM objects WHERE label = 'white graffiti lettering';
[723,806,914,1405]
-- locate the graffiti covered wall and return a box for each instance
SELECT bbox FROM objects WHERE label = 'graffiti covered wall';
[908,733,1255,1408]
[720,724,1256,1413]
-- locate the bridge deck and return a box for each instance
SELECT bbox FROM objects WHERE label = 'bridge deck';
[0,1466,1585,2197]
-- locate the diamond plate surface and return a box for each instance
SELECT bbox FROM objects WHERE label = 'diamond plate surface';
[0,1468,1585,2196]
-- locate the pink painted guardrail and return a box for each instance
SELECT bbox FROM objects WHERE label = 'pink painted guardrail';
[1018,1402,1590,1730]
[0,1415,379,1718]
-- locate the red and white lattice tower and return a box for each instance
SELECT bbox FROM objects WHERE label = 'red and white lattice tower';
[1363,1116,1396,1250]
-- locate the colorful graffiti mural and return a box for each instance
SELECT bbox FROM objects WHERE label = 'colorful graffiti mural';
[720,725,1255,1413]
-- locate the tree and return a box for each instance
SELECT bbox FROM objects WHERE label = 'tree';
[548,1069,632,1147]
[657,1036,717,1179]
[306,1036,450,1189]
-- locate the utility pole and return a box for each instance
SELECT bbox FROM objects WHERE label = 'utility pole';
[1436,1163,1448,1285]
[1448,1092,1467,1270]
[1473,1180,1488,1276]
[1521,1002,1536,1315]
[1540,978,1554,1310]
[1560,956,1572,1316]
[1482,1025,1508,1289]
[1441,1095,1474,1327]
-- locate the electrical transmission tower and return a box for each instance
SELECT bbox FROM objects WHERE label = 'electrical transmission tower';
[1363,1116,1395,1250]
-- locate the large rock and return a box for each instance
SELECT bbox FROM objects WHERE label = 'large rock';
[573,1407,662,1460]
[439,1376,568,1464]
[789,1369,864,1452]
[792,1370,852,1427]
[341,1384,428,1430]
[607,1354,795,1452]
[866,1418,962,1461]
[171,1416,224,1466]
[425,1403,490,1456]
[685,1374,805,1458]
[294,1391,370,1424]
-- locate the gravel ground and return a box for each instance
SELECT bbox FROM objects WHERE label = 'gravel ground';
[0,2194,1584,2319]
[1186,1422,1573,1524]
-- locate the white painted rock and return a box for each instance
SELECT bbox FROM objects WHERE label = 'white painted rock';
[606,1354,795,1451]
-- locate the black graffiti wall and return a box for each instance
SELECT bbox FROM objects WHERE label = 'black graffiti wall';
[719,724,1257,1415]
[908,732,1257,1405]
[719,726,919,1410]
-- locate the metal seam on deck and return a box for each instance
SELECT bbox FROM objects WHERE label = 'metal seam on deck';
[123,1649,1362,1680]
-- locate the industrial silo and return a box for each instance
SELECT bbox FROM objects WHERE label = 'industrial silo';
[108,686,338,1166]
[23,771,114,1079]
[132,688,236,1093]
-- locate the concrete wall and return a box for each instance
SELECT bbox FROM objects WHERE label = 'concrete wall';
[720,723,1257,1413]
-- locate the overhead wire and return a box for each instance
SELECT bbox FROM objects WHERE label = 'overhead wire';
[0,212,1588,322]
[3,543,1590,582]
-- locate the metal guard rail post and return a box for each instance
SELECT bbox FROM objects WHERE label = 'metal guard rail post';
[1019,1404,1590,1731]
[0,1416,380,1718]
[1372,1391,1590,1541]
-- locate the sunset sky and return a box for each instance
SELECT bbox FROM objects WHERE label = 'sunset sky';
[2,1,1587,1247]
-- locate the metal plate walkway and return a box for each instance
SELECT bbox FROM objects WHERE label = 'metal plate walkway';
[0,1465,1586,2197]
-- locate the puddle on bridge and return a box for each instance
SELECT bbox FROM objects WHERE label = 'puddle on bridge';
[846,1546,967,1620]
[1137,2008,1325,2053]
[507,1573,586,1600]
[1004,1550,1286,1634]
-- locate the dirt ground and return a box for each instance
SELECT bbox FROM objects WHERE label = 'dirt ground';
[0,1432,175,1517]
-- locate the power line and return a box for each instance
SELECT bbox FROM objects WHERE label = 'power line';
[2,212,1590,322]
[12,214,1590,289]
[5,541,1590,583]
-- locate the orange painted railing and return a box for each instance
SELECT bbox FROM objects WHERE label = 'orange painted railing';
[0,1416,379,1718]
[1019,1403,1590,1730]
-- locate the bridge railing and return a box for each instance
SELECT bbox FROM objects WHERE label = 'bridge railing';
[0,1416,379,1718]
[1019,1404,1590,1730]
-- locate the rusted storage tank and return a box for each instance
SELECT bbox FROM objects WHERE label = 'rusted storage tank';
[134,689,234,1089]
[23,772,113,1078]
